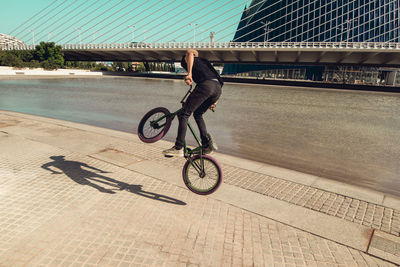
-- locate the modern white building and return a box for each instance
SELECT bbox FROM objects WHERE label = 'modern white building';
[0,33,25,49]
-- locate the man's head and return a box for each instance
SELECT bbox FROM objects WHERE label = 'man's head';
[186,49,199,57]
[50,156,65,161]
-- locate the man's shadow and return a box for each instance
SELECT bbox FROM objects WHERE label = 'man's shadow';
[41,156,186,205]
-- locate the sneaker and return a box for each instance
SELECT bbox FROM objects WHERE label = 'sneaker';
[202,144,213,154]
[162,146,184,157]
[206,133,218,151]
[202,134,218,154]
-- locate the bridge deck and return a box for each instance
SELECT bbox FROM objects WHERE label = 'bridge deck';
[8,42,400,66]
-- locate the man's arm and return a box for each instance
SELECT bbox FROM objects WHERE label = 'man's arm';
[41,163,62,174]
[184,51,195,85]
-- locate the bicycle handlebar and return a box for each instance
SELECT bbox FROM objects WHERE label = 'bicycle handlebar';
[180,85,193,104]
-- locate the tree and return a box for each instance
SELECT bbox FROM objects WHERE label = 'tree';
[34,42,64,69]
[0,52,24,68]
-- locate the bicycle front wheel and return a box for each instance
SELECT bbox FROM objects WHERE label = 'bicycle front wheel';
[182,155,222,195]
[138,107,172,143]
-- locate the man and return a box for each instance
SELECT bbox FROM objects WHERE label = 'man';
[162,49,223,156]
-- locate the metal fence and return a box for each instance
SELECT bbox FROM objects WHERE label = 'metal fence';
[4,42,400,51]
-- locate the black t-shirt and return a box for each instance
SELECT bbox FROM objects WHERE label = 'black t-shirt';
[181,56,223,86]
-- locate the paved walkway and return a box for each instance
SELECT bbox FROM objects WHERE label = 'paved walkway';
[0,110,399,267]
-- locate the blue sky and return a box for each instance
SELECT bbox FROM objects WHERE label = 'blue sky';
[1,0,252,45]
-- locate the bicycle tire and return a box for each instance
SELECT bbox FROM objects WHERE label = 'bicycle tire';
[182,155,222,195]
[138,107,172,143]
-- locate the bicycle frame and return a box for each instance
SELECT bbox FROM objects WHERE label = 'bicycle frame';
[150,108,203,159]
[149,85,206,174]
[138,84,222,195]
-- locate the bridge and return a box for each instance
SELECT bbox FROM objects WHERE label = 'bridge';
[3,0,400,66]
[10,41,400,67]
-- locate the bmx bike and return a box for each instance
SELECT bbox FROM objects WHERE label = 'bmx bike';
[137,86,222,195]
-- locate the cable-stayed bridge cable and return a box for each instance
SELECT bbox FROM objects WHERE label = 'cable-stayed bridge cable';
[135,0,205,43]
[14,0,399,46]
[79,0,148,43]
[112,0,191,43]
[34,0,91,43]
[64,0,136,44]
[53,0,113,44]
[149,0,216,43]
[49,0,103,43]
[100,0,174,44]
[57,0,127,43]
[8,0,58,36]
[18,0,80,41]
[192,0,270,43]
[153,0,220,43]
[15,0,70,41]
[87,0,159,44]
[169,0,238,43]
[179,0,255,43]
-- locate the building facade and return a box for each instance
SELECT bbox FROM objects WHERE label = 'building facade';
[0,33,25,49]
[234,0,399,43]
[223,0,400,82]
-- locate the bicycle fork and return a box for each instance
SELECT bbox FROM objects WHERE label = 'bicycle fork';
[184,121,206,178]
[189,158,206,178]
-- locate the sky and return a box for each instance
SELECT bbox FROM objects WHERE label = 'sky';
[1,0,252,45]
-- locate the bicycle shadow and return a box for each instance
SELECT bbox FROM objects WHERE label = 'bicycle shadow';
[41,156,186,205]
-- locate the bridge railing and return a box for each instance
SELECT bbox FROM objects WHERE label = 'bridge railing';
[3,42,400,51]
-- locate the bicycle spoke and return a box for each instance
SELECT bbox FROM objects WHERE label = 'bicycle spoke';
[190,160,203,175]
[143,112,166,139]
[186,158,219,192]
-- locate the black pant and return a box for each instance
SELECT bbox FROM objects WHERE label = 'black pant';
[175,80,222,149]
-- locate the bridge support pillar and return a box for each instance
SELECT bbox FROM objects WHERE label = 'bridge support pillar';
[386,70,397,86]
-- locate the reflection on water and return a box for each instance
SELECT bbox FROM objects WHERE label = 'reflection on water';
[0,77,399,196]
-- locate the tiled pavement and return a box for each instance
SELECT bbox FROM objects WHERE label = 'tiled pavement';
[0,111,399,266]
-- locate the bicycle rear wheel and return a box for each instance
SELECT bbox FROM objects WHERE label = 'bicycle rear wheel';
[182,155,222,195]
[138,107,172,143]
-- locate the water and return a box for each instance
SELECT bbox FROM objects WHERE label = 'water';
[1,76,399,196]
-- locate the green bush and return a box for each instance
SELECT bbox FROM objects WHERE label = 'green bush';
[27,60,41,69]
[34,42,64,69]
[0,42,64,70]
[40,60,58,70]
[1,52,24,68]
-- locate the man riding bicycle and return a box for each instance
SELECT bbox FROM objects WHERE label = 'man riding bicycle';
[162,49,223,157]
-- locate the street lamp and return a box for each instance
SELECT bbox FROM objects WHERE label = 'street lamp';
[346,19,354,41]
[128,25,135,43]
[189,23,198,43]
[75,27,82,45]
[30,30,35,46]
[261,21,273,42]
[210,32,215,45]
[337,25,346,42]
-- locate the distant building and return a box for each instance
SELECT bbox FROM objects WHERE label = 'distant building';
[224,0,400,82]
[233,0,399,43]
[0,33,25,49]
